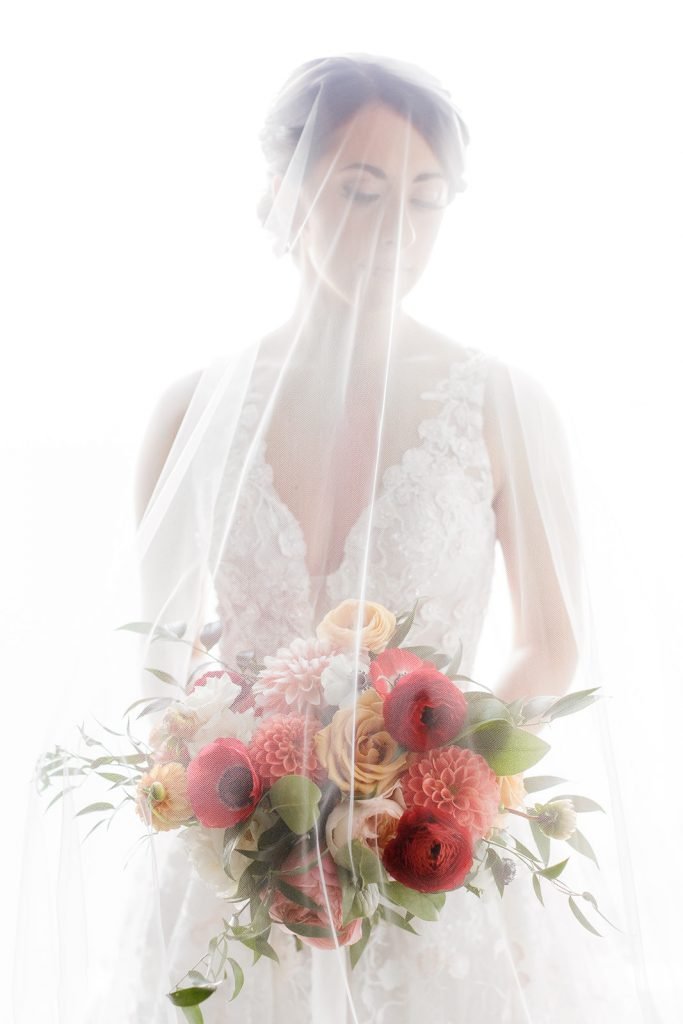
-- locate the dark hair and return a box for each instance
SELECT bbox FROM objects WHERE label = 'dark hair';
[256,53,470,247]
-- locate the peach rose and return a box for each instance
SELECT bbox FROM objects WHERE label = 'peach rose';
[316,598,396,654]
[270,847,363,950]
[485,772,528,836]
[325,785,406,870]
[314,688,407,798]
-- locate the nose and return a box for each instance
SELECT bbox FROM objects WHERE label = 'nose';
[379,192,417,251]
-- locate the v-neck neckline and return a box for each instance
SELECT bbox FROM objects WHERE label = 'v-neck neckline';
[252,346,483,589]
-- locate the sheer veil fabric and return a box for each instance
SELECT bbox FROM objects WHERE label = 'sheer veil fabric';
[15,53,664,1023]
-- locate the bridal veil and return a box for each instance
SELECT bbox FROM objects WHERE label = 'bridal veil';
[15,52,663,1023]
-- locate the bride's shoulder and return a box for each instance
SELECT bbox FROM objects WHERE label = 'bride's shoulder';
[408,323,493,374]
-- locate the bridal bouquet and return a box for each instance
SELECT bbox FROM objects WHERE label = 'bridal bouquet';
[35,596,614,1021]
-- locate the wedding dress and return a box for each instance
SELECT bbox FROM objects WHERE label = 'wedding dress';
[18,52,662,1024]
[102,344,650,1024]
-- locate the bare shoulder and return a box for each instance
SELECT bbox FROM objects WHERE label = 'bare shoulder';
[133,367,204,526]
[405,320,474,366]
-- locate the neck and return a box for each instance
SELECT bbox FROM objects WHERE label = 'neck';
[283,287,413,375]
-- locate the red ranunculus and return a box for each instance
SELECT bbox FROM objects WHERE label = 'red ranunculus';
[382,668,468,751]
[381,805,474,893]
[186,737,262,828]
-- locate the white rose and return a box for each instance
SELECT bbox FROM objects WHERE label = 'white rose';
[182,672,257,757]
[184,672,242,725]
[179,824,245,898]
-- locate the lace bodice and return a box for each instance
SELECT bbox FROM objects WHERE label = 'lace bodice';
[212,345,496,683]
[115,344,646,1023]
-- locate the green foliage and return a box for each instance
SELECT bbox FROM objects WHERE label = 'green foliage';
[455,719,551,775]
[349,918,372,970]
[382,881,441,921]
[268,775,322,835]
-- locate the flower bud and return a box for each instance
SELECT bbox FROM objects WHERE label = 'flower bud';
[500,856,517,885]
[535,799,577,841]
[150,781,166,802]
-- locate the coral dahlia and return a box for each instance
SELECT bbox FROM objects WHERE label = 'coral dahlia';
[401,745,501,842]
[248,713,327,787]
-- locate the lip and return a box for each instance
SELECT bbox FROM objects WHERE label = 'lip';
[370,265,412,273]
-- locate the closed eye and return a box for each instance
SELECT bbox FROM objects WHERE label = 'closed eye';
[341,185,446,210]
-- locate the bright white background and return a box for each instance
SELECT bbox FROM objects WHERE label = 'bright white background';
[2,2,681,1021]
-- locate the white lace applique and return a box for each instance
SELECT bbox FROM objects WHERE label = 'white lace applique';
[212,346,497,684]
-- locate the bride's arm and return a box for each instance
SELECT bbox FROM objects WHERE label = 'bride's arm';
[133,368,210,668]
[483,362,580,725]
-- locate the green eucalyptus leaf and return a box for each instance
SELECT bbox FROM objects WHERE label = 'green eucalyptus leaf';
[240,935,280,963]
[137,697,177,719]
[154,620,188,640]
[532,873,544,906]
[509,835,541,864]
[45,788,73,811]
[200,620,224,651]
[529,819,551,865]
[443,637,464,677]
[536,857,569,880]
[380,906,420,933]
[548,794,605,813]
[520,775,568,794]
[144,667,182,688]
[122,695,168,717]
[387,598,423,647]
[546,688,602,720]
[167,984,216,1007]
[76,801,114,816]
[400,645,441,660]
[82,817,108,842]
[568,895,602,936]
[115,621,154,634]
[349,918,372,969]
[564,826,599,867]
[520,696,558,721]
[180,1008,204,1024]
[226,957,244,1000]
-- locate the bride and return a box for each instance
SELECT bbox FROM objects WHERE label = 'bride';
[113,53,650,1022]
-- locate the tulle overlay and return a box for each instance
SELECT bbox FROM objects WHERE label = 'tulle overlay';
[19,52,660,1024]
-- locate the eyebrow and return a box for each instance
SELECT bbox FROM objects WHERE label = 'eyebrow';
[339,162,446,183]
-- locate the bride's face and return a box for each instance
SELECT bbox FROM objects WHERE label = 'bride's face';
[279,102,450,309]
